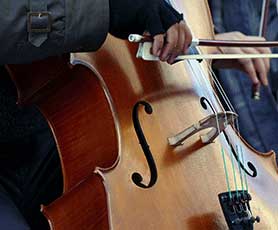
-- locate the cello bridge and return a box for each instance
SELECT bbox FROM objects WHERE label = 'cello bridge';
[168,111,237,146]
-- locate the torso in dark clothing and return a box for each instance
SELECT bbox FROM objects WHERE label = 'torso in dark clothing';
[0,66,47,144]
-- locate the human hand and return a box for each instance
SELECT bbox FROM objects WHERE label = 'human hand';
[212,32,271,86]
[109,0,192,64]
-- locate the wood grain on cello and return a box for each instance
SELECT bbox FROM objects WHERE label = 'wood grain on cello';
[7,0,278,229]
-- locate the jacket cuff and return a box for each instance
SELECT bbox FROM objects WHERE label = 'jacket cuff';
[65,0,109,52]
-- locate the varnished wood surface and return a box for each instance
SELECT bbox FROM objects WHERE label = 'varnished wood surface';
[42,174,109,230]
[70,0,278,228]
[74,36,278,229]
[8,0,278,229]
[8,57,119,192]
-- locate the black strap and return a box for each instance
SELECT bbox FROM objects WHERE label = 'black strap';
[28,0,51,47]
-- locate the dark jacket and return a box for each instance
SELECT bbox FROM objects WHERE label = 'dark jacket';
[0,0,109,142]
[0,0,109,64]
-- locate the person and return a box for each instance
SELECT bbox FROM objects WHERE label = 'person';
[209,0,278,161]
[0,0,192,65]
[0,0,274,229]
[0,0,192,229]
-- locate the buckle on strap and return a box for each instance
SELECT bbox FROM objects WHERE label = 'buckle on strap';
[27,11,52,33]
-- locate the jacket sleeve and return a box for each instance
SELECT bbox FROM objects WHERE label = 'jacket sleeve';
[0,0,109,64]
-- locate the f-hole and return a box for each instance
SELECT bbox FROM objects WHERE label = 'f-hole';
[223,132,257,177]
[200,97,257,178]
[132,101,158,189]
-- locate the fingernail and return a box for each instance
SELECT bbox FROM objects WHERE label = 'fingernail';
[252,83,261,100]
[168,55,176,64]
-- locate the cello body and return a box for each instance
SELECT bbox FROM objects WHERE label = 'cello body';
[7,0,278,229]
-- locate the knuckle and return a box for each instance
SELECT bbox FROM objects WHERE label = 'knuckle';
[167,37,178,47]
[169,23,179,32]
[250,48,259,54]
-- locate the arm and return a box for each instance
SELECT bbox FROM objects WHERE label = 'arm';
[1,0,191,65]
[0,0,109,64]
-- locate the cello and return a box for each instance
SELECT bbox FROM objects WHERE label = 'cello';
[7,0,278,229]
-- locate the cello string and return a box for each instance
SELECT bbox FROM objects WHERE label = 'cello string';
[200,64,240,197]
[205,61,248,194]
[206,63,248,193]
[221,147,232,199]
[236,145,246,192]
[207,65,235,112]
[169,0,243,198]
[188,46,246,196]
[168,0,233,197]
[229,145,239,197]
[185,53,233,197]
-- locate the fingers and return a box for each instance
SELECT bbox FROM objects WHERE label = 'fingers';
[159,23,179,63]
[256,46,271,73]
[168,21,192,64]
[152,34,164,56]
[241,47,268,85]
[246,35,271,74]
[214,32,271,85]
[153,21,192,64]
[211,48,260,86]
[182,21,192,53]
[168,22,185,63]
[235,49,260,85]
[239,58,260,85]
[159,23,178,62]
[145,1,192,64]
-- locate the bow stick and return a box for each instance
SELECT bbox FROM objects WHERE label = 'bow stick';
[129,34,278,60]
[129,34,278,48]
[259,0,270,37]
